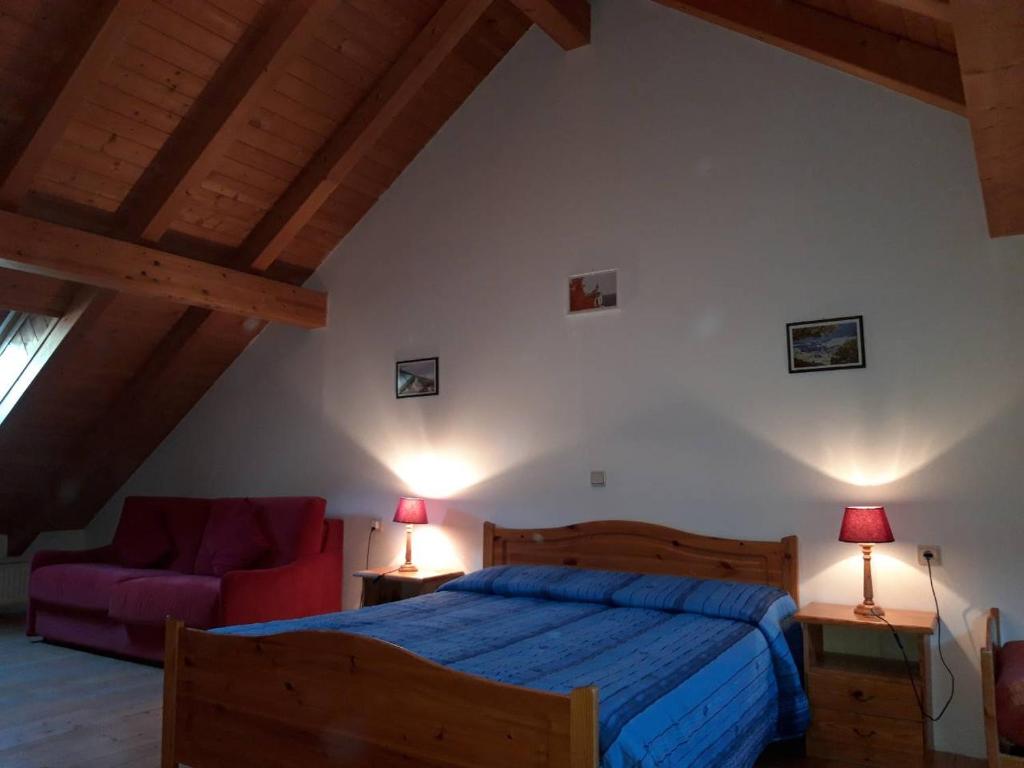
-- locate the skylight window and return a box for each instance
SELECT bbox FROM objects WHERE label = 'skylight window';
[0,311,58,410]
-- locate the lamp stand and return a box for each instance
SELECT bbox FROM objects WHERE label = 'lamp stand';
[398,524,418,572]
[854,543,883,617]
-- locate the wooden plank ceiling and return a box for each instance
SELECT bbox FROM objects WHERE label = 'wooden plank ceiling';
[0,0,572,554]
[0,0,1017,554]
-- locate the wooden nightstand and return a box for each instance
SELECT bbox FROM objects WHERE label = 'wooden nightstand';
[795,602,936,767]
[354,567,464,608]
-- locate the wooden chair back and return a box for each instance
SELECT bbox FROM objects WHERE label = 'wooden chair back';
[982,607,1024,768]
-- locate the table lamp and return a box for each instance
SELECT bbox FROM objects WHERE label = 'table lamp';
[839,505,894,617]
[394,497,428,572]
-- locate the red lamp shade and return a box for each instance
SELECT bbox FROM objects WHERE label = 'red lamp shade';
[838,506,894,544]
[394,497,428,525]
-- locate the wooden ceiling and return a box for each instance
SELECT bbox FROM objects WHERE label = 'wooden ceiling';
[0,0,575,554]
[0,0,1018,554]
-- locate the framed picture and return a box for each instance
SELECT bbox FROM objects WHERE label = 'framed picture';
[396,357,439,398]
[568,269,618,314]
[786,315,865,373]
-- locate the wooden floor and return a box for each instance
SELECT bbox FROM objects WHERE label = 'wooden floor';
[0,614,983,768]
[0,615,162,768]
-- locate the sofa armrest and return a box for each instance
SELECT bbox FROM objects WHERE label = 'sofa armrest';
[220,550,342,626]
[30,545,116,572]
[26,545,117,637]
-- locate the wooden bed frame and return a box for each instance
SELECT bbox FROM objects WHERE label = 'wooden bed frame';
[982,608,1024,768]
[161,520,798,768]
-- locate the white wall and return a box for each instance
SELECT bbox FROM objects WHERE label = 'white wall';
[89,0,1024,756]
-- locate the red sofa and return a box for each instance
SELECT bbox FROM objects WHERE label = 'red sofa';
[26,496,343,662]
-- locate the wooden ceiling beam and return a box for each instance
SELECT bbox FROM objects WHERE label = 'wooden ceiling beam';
[241,0,493,272]
[509,0,590,50]
[0,211,327,329]
[0,0,148,209]
[875,0,953,23]
[0,268,77,318]
[653,0,966,115]
[118,0,338,244]
[952,0,1024,237]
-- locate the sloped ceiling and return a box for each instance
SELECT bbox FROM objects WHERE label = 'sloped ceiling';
[0,0,1017,554]
[0,0,544,554]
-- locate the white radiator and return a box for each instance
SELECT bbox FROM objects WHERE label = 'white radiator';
[0,560,29,609]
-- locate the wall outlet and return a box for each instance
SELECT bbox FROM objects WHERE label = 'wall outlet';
[371,519,381,531]
[590,470,606,487]
[917,545,942,566]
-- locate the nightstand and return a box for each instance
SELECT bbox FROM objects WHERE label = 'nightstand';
[795,602,936,767]
[354,567,464,608]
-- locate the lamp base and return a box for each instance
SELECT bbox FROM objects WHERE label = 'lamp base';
[398,563,418,573]
[854,602,884,618]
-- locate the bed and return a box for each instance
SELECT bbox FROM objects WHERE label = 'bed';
[161,520,807,768]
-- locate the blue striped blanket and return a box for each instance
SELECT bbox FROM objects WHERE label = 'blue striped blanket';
[219,565,809,767]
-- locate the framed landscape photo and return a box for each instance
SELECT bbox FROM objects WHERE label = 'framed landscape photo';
[786,316,865,373]
[396,357,439,398]
[568,269,618,314]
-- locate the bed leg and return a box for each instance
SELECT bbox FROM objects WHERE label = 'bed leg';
[570,685,599,768]
[162,618,184,768]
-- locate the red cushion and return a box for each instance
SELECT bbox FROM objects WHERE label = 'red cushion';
[249,497,326,567]
[112,503,172,568]
[998,641,1024,746]
[30,564,173,613]
[108,574,221,629]
[194,498,270,577]
[119,497,212,573]
[163,498,214,572]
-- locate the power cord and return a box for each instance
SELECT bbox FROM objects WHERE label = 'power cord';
[365,524,375,569]
[372,566,403,583]
[365,523,402,583]
[870,553,955,722]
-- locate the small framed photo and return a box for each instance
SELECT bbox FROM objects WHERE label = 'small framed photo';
[396,357,439,398]
[568,269,618,314]
[786,316,865,373]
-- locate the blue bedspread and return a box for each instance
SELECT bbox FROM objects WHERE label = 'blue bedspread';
[219,565,809,767]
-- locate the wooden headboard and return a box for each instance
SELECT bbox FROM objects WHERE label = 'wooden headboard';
[483,520,799,602]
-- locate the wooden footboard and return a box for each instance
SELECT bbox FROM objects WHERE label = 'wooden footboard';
[161,619,598,768]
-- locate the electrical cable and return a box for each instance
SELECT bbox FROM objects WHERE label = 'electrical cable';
[870,554,955,722]
[371,566,403,583]
[365,525,375,569]
[365,523,402,582]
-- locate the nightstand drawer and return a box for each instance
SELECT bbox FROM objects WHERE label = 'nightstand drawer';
[807,707,925,766]
[808,667,922,721]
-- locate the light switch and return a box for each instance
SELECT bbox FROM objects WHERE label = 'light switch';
[590,471,606,487]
